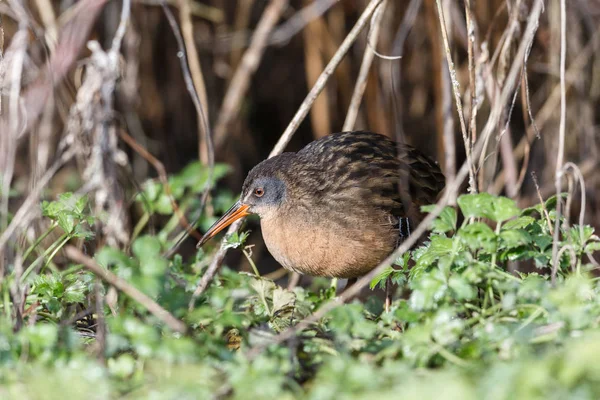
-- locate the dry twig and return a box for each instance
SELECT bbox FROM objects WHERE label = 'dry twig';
[551,0,567,284]
[213,0,288,150]
[65,246,187,334]
[270,0,383,157]
[175,0,211,164]
[434,0,476,192]
[342,0,388,131]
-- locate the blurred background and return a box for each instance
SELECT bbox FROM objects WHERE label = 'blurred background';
[1,0,599,280]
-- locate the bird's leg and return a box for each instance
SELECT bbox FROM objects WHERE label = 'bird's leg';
[385,276,392,313]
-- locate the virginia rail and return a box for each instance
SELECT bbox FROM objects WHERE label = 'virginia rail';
[198,131,445,288]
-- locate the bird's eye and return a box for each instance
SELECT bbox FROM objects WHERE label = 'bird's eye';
[254,187,265,197]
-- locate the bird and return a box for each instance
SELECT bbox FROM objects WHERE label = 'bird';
[197,131,445,295]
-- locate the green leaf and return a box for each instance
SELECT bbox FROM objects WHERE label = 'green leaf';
[568,226,595,248]
[370,266,395,290]
[74,194,89,215]
[585,241,600,253]
[132,236,167,277]
[409,269,447,311]
[457,194,519,222]
[154,193,174,214]
[491,196,520,222]
[458,222,497,253]
[457,193,495,220]
[422,205,457,233]
[499,229,532,249]
[271,287,295,315]
[108,354,136,379]
[448,275,476,300]
[502,216,536,230]
[223,231,250,250]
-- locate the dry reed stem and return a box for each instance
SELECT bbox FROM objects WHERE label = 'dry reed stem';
[490,27,600,195]
[189,0,383,306]
[478,0,544,162]
[34,0,58,49]
[1,28,27,235]
[271,0,338,46]
[65,246,187,334]
[269,0,383,157]
[386,0,422,141]
[137,0,224,22]
[213,0,288,150]
[464,0,478,148]
[527,159,596,203]
[431,0,456,183]
[162,2,214,249]
[303,1,331,138]
[230,0,255,69]
[8,0,109,140]
[342,0,388,131]
[176,0,211,164]
[434,0,476,193]
[551,0,567,285]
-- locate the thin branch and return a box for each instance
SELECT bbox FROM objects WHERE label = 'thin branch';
[64,246,187,334]
[108,0,130,56]
[213,0,288,150]
[342,0,388,131]
[434,0,476,193]
[552,0,567,284]
[464,0,477,144]
[176,0,211,164]
[269,0,383,157]
[270,0,338,45]
[161,2,214,248]
[478,0,544,162]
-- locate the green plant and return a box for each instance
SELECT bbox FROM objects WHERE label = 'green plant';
[3,170,600,399]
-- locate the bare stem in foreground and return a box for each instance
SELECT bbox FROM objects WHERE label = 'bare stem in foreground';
[434,0,476,193]
[65,246,187,334]
[342,0,388,131]
[552,0,568,284]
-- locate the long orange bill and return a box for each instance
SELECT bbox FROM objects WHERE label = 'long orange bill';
[197,201,250,248]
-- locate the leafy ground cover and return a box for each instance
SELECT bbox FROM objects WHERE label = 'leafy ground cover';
[2,164,600,399]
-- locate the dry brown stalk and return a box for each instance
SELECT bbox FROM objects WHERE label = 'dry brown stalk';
[434,0,476,193]
[176,0,211,164]
[213,0,288,150]
[342,0,388,131]
[8,0,110,140]
[65,246,187,334]
[303,0,331,138]
[552,0,568,284]
[269,0,383,157]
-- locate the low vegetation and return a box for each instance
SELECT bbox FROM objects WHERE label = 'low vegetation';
[2,164,599,399]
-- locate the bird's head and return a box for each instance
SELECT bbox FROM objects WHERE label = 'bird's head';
[196,154,294,247]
